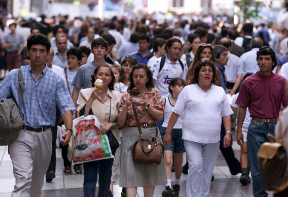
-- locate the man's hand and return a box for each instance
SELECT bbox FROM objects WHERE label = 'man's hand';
[236,127,244,146]
[163,133,172,147]
[226,89,235,95]
[223,133,231,148]
[61,130,72,146]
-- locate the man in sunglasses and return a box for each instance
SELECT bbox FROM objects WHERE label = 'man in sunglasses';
[236,46,288,197]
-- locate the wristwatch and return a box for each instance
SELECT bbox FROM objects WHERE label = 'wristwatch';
[226,130,231,134]
[145,103,150,110]
[66,128,73,133]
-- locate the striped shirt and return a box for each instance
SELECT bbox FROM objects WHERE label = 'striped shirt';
[0,65,75,127]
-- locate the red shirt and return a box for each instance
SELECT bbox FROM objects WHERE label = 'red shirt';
[236,72,288,119]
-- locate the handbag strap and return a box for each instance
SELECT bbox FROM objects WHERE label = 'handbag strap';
[109,97,111,122]
[18,68,25,117]
[63,66,71,94]
[132,104,144,139]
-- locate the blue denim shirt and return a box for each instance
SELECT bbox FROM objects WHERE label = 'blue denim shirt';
[0,65,75,127]
[130,50,150,65]
[52,50,67,68]
[215,62,226,92]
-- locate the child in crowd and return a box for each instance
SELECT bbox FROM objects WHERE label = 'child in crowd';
[161,77,186,197]
[80,46,91,66]
[111,65,127,93]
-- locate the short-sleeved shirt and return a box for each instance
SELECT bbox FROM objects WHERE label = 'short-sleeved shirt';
[225,52,243,83]
[118,88,164,127]
[152,56,188,98]
[231,93,251,129]
[240,48,259,76]
[66,68,77,94]
[279,62,288,80]
[277,54,287,67]
[72,62,99,90]
[130,50,150,65]
[2,33,25,52]
[52,50,67,68]
[236,72,288,119]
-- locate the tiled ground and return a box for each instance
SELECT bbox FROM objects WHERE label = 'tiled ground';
[0,138,273,197]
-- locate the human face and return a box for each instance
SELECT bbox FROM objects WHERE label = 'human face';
[190,38,201,53]
[257,55,274,74]
[27,44,49,68]
[138,39,149,52]
[94,67,112,87]
[31,29,40,36]
[201,34,208,43]
[56,36,67,53]
[198,65,213,86]
[80,53,88,65]
[111,67,120,83]
[170,83,184,97]
[87,28,95,41]
[56,28,64,36]
[200,47,212,59]
[216,51,229,67]
[158,45,166,56]
[122,62,133,77]
[67,55,80,69]
[92,45,106,59]
[9,24,16,33]
[133,68,149,89]
[167,42,182,61]
[46,50,54,64]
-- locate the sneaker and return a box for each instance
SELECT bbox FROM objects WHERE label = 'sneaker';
[239,168,251,185]
[162,186,172,197]
[46,171,55,182]
[172,184,180,197]
[182,162,188,175]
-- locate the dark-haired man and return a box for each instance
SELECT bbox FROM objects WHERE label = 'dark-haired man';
[235,23,253,52]
[194,27,208,43]
[52,34,68,68]
[71,37,107,106]
[50,25,74,51]
[236,47,288,197]
[0,34,75,197]
[130,34,150,64]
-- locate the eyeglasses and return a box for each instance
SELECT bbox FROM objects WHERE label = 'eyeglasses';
[200,43,212,47]
[259,46,273,53]
[125,56,138,63]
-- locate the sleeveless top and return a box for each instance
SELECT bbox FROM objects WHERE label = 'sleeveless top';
[162,97,183,129]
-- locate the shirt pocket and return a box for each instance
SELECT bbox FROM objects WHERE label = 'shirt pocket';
[38,92,55,114]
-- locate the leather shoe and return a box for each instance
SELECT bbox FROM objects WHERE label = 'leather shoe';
[46,171,55,182]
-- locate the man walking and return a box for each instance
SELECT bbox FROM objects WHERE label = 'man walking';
[0,34,75,197]
[52,34,68,68]
[236,46,288,197]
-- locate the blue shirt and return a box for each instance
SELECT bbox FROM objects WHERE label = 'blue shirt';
[130,50,150,65]
[277,54,287,67]
[215,62,227,92]
[0,65,75,127]
[67,68,77,94]
[52,50,67,68]
[118,42,139,60]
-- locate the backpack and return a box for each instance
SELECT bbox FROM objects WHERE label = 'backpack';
[0,68,25,146]
[185,53,192,68]
[242,36,252,52]
[257,120,288,192]
[159,56,184,73]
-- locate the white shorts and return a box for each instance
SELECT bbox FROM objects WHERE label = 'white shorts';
[242,127,248,143]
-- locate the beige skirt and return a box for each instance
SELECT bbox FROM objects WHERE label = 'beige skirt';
[119,127,167,187]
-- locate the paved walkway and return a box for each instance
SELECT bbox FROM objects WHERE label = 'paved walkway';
[0,138,272,197]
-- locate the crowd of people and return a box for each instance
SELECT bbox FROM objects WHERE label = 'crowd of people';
[0,13,288,197]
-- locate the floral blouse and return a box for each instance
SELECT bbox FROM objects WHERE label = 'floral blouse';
[119,88,164,127]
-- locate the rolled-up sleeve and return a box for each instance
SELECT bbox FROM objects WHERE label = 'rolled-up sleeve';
[172,87,187,116]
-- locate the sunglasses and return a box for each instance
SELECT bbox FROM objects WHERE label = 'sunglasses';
[200,43,212,47]
[125,56,138,62]
[259,46,273,53]
[197,58,214,65]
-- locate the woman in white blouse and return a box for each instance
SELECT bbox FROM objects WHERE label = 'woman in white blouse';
[163,58,233,197]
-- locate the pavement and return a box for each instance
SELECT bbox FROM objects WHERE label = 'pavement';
[0,134,273,197]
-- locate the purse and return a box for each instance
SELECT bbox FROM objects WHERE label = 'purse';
[257,120,288,192]
[132,104,163,165]
[107,97,119,153]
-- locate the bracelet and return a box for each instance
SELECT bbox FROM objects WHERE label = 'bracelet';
[226,130,231,134]
[66,128,73,133]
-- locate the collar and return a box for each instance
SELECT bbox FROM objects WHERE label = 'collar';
[251,48,259,51]
[136,50,150,57]
[107,89,113,98]
[215,62,225,72]
[165,55,180,64]
[28,64,49,75]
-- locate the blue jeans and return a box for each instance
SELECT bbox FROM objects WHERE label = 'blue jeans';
[83,158,114,197]
[247,120,276,197]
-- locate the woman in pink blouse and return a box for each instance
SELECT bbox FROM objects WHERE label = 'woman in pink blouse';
[163,59,233,197]
[117,63,167,197]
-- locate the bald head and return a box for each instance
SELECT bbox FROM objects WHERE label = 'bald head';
[220,37,231,51]
[251,37,263,49]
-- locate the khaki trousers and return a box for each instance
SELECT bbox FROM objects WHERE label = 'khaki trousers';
[8,128,52,197]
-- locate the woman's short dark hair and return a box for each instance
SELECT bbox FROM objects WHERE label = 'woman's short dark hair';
[165,38,182,52]
[121,56,138,67]
[91,37,108,50]
[189,59,218,85]
[257,46,277,71]
[138,34,150,43]
[27,34,51,51]
[128,63,154,91]
[147,38,166,60]
[91,65,115,90]
[67,47,83,61]
[168,77,186,95]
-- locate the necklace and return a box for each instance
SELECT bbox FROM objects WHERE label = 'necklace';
[137,88,147,97]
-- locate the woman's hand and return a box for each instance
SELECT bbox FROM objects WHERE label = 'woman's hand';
[90,88,101,101]
[163,133,172,147]
[223,133,231,148]
[100,123,114,134]
[125,95,132,107]
[132,98,147,107]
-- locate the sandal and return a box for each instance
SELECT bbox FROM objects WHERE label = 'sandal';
[64,166,71,173]
[74,164,82,174]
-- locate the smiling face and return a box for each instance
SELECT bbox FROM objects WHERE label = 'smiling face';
[198,65,213,86]
[132,68,149,89]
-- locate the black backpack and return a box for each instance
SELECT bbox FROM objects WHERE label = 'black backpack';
[242,36,252,52]
[159,56,184,73]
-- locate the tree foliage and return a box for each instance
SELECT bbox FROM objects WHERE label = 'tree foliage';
[238,0,260,21]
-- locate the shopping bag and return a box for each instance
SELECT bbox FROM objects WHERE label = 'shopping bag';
[72,115,114,164]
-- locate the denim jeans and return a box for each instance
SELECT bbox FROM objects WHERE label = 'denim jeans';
[83,158,114,197]
[247,119,276,197]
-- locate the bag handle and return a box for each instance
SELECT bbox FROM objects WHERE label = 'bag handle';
[132,104,144,139]
[18,68,25,118]
[267,119,288,144]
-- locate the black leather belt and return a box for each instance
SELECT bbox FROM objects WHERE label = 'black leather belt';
[23,126,51,132]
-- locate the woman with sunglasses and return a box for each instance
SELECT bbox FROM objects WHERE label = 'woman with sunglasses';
[163,59,233,197]
[120,56,138,90]
[186,43,222,87]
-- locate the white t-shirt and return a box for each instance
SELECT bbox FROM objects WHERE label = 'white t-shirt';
[114,82,127,93]
[147,56,157,69]
[162,97,183,129]
[152,56,188,98]
[51,64,65,80]
[172,84,233,143]
[279,62,288,80]
[231,93,251,129]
